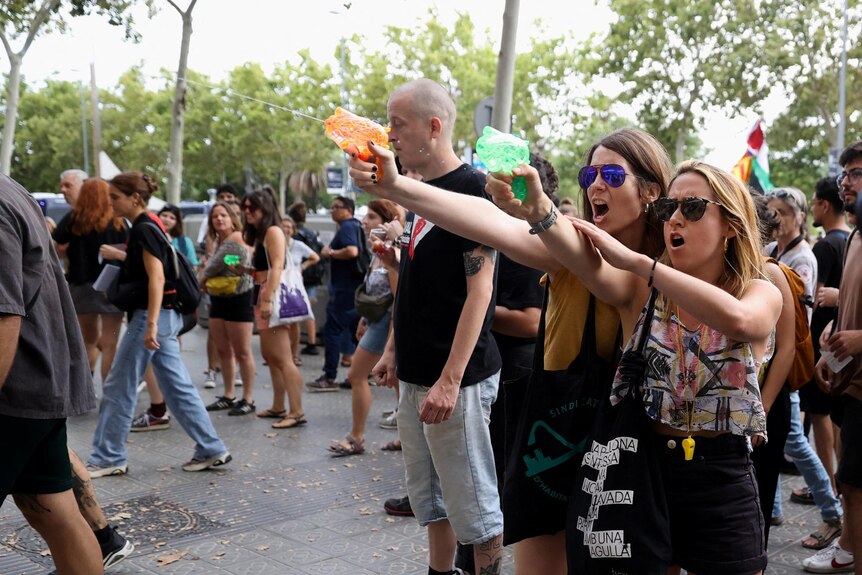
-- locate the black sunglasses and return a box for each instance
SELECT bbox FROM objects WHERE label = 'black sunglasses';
[651,197,723,222]
[578,164,641,190]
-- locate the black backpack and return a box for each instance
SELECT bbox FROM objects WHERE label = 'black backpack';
[109,222,201,316]
[295,226,326,287]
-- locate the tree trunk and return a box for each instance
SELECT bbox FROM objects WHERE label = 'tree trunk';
[0,54,23,175]
[278,157,290,215]
[166,2,197,205]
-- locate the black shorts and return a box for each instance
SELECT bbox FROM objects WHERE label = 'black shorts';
[655,434,767,575]
[0,415,72,504]
[837,395,862,489]
[209,290,254,323]
[799,381,838,416]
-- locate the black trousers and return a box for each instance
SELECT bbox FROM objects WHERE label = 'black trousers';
[750,386,792,547]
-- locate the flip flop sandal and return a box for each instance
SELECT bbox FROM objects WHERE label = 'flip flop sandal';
[381,440,402,451]
[802,521,842,550]
[272,414,307,429]
[329,434,365,457]
[256,408,287,419]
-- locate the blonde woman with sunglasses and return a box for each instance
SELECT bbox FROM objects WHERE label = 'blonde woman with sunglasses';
[490,160,781,575]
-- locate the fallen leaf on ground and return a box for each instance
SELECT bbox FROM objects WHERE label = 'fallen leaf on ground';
[157,550,188,566]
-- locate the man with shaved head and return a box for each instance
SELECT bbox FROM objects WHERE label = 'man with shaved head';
[372,78,504,575]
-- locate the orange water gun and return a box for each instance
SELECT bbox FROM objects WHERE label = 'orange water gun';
[324,107,390,161]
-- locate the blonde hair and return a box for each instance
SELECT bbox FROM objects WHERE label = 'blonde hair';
[207,201,243,242]
[660,160,766,308]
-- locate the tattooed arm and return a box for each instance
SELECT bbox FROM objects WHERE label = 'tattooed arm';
[418,245,497,425]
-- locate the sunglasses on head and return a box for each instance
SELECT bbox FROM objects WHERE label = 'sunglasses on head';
[651,197,723,222]
[578,164,640,190]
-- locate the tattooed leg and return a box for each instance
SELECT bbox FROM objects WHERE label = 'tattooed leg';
[68,449,108,531]
[475,533,504,575]
[13,490,103,575]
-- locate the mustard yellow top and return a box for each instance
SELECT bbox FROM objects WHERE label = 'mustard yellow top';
[542,267,621,371]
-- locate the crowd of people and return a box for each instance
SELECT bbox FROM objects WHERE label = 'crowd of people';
[0,77,860,575]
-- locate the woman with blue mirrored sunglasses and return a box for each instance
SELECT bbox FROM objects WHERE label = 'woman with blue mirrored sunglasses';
[578,164,643,190]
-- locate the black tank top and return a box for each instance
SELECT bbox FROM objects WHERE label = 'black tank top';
[252,243,269,272]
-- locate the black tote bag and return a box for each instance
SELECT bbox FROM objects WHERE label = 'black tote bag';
[566,288,672,575]
[502,282,620,545]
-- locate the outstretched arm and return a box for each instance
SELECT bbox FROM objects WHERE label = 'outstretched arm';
[572,218,782,342]
[348,143,560,274]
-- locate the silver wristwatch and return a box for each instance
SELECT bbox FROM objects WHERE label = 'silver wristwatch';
[528,205,559,235]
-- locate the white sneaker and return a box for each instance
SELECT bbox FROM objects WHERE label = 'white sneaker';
[86,462,128,478]
[379,409,398,430]
[803,540,855,573]
[203,368,217,389]
[182,452,232,472]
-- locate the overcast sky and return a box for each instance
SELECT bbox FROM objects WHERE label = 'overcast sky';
[12,0,786,169]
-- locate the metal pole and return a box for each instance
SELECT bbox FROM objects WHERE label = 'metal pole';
[837,0,848,151]
[89,62,102,178]
[491,0,520,133]
[340,37,351,198]
[79,81,89,175]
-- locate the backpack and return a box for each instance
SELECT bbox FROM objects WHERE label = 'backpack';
[769,257,815,390]
[294,226,326,287]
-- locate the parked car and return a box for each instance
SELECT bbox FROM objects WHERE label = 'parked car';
[32,193,71,223]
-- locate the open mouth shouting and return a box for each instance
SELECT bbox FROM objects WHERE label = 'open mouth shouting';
[669,231,685,249]
[592,199,609,223]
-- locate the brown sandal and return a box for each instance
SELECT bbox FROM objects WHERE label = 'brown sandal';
[256,408,287,419]
[381,439,402,451]
[328,434,365,457]
[272,414,307,429]
[802,520,842,550]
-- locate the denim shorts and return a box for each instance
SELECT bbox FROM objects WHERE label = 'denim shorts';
[398,373,503,545]
[357,308,391,355]
[838,395,862,489]
[656,433,767,575]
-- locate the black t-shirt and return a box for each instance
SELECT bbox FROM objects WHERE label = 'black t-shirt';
[52,212,129,285]
[811,229,850,348]
[491,253,544,349]
[120,213,176,310]
[393,164,502,387]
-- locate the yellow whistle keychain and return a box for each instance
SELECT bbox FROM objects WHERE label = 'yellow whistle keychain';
[682,436,696,461]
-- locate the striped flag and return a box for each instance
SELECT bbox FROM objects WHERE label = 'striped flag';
[731,119,774,192]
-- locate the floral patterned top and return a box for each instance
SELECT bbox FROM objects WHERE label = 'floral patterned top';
[611,302,771,437]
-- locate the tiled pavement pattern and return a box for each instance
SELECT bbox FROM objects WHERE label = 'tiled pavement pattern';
[0,327,838,573]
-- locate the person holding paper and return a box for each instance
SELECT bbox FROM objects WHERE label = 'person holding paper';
[52,178,129,384]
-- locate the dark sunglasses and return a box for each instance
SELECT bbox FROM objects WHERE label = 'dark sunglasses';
[768,189,804,211]
[651,197,723,222]
[241,203,256,212]
[578,164,640,189]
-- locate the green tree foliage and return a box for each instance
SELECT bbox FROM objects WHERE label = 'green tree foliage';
[767,0,861,192]
[7,10,611,203]
[592,0,784,162]
[10,78,86,191]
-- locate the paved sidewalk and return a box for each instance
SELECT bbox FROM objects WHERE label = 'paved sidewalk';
[0,327,836,573]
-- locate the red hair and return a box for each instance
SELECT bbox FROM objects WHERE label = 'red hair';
[71,178,125,235]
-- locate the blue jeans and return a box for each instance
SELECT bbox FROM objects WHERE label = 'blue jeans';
[90,310,227,467]
[398,373,504,545]
[774,391,841,522]
[322,289,359,379]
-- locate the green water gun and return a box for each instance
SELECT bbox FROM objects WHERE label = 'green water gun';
[475,126,530,201]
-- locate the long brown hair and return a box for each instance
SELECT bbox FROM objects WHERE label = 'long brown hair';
[71,178,125,235]
[581,128,673,258]
[208,201,243,242]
